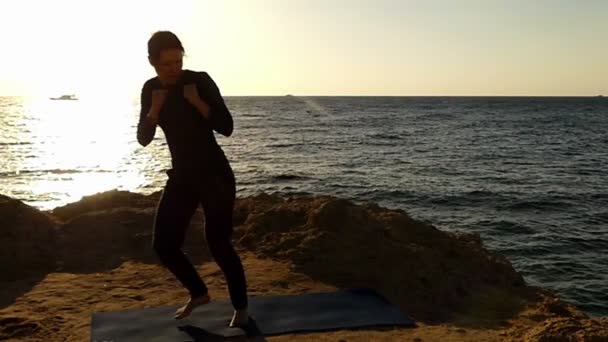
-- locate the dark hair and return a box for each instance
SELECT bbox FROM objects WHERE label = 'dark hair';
[147,31,184,63]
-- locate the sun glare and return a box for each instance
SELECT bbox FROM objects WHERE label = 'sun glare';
[19,96,147,208]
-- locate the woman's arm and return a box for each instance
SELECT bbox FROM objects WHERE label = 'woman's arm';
[197,72,234,137]
[137,81,158,147]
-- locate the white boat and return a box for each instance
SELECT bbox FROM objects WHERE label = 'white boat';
[50,94,78,101]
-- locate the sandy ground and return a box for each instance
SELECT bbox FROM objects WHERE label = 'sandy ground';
[0,254,517,341]
[3,252,605,341]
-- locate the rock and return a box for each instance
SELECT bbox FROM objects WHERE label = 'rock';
[234,194,525,321]
[56,207,212,272]
[48,190,160,221]
[0,195,58,280]
[523,317,608,341]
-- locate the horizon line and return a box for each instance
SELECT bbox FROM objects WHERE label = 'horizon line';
[0,94,605,98]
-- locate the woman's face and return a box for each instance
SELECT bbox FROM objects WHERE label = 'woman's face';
[151,48,183,86]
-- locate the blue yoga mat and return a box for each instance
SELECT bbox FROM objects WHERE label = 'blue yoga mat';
[91,288,415,341]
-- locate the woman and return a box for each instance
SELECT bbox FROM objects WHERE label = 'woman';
[137,31,248,328]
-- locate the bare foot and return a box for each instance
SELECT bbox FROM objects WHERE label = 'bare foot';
[229,308,249,328]
[174,293,211,319]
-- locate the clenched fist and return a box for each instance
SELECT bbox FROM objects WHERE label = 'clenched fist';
[151,89,168,112]
[183,84,200,104]
[147,89,168,124]
[184,83,210,120]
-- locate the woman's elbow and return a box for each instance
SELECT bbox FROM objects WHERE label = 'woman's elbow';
[217,124,233,137]
[212,111,233,137]
[222,117,234,137]
[137,132,153,146]
[138,139,150,147]
[137,138,150,147]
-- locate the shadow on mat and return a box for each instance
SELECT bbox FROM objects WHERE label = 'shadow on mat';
[178,320,268,341]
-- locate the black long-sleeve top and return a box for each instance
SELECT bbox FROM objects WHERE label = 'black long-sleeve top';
[137,70,234,178]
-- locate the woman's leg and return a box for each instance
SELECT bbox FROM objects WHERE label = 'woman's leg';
[200,170,248,312]
[152,177,208,299]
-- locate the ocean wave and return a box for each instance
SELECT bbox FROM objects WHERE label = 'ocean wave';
[561,235,608,250]
[501,243,556,258]
[356,188,417,198]
[0,169,114,177]
[590,193,608,202]
[0,141,32,145]
[367,132,402,140]
[585,212,608,224]
[476,219,535,235]
[503,199,574,211]
[267,143,299,148]
[271,174,309,181]
[426,190,513,207]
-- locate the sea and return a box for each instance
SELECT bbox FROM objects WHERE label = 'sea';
[1,95,607,317]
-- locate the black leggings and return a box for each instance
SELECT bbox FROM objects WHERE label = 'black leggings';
[152,169,248,310]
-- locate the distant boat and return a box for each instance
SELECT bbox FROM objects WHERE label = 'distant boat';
[50,94,78,101]
[598,95,604,98]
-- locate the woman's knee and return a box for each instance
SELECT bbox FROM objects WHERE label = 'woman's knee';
[205,230,234,255]
[152,235,180,255]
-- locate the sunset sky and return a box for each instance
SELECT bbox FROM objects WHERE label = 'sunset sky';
[1,0,606,97]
